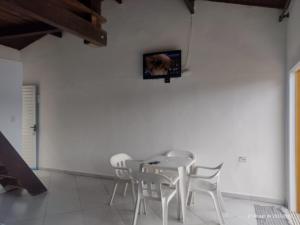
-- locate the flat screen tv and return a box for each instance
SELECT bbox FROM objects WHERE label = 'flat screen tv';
[143,50,181,83]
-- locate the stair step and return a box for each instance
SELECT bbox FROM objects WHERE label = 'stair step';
[0,175,17,180]
[0,165,7,175]
[0,176,20,188]
[3,185,20,192]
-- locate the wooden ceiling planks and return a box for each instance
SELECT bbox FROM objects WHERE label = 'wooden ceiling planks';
[184,0,288,14]
[207,0,286,9]
[0,0,107,50]
[0,34,46,50]
[0,0,291,50]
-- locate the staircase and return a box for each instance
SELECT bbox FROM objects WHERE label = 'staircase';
[0,132,47,195]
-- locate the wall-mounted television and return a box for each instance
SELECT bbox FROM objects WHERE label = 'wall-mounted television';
[143,50,181,83]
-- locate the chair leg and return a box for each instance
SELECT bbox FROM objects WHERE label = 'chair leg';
[162,200,169,225]
[131,181,136,207]
[191,192,195,205]
[217,188,226,212]
[210,192,225,225]
[176,182,181,220]
[109,182,118,206]
[187,167,195,205]
[186,181,192,207]
[124,183,128,197]
[132,195,141,225]
[187,191,193,207]
[142,199,147,215]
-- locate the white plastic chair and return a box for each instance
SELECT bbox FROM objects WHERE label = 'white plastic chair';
[187,163,225,225]
[132,171,180,225]
[109,153,135,206]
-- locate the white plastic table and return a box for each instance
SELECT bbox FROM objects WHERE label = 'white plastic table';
[127,155,196,223]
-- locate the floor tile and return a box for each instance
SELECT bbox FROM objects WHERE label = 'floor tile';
[0,171,287,225]
[3,217,44,225]
[76,176,109,209]
[34,170,52,188]
[44,211,84,225]
[82,205,124,225]
[46,189,81,215]
[0,191,47,223]
[49,172,77,191]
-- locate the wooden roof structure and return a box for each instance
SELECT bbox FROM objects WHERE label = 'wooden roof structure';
[0,0,291,50]
[0,0,107,50]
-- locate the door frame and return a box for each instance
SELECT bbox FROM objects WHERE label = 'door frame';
[288,61,300,211]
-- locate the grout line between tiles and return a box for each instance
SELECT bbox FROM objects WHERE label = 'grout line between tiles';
[73,175,85,225]
[41,171,52,225]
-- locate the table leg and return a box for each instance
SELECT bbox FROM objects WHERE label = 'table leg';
[178,167,186,223]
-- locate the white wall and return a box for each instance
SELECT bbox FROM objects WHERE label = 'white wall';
[0,45,21,62]
[22,0,286,201]
[287,0,300,70]
[0,59,23,152]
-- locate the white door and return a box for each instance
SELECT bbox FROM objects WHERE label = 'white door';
[22,85,38,169]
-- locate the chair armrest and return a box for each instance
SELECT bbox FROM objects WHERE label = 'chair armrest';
[192,163,223,174]
[189,170,220,179]
[194,166,218,170]
[193,163,222,171]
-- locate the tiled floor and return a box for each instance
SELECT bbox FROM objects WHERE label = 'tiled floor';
[0,170,283,225]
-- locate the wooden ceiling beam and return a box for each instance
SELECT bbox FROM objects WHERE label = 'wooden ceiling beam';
[0,0,107,46]
[51,32,63,38]
[279,0,291,22]
[62,0,107,23]
[0,34,46,50]
[184,0,286,14]
[0,24,59,40]
[84,0,103,46]
[184,0,195,14]
[204,0,285,9]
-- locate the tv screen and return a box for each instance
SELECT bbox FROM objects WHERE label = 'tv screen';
[143,50,181,82]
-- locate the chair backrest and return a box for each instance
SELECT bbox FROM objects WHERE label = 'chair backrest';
[165,150,195,160]
[215,163,224,171]
[202,163,224,184]
[132,171,172,201]
[215,163,224,181]
[110,153,132,179]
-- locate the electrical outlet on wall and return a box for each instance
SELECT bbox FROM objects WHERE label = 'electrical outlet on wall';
[238,156,247,163]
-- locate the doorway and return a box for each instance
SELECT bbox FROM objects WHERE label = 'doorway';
[21,85,38,169]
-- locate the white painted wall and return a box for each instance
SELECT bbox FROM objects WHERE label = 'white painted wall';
[0,45,20,62]
[287,0,300,70]
[22,0,286,201]
[0,59,23,151]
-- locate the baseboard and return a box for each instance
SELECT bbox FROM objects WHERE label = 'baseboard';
[39,167,285,205]
[39,167,115,180]
[222,191,285,205]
